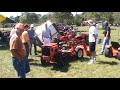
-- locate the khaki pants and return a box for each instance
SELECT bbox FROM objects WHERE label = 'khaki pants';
[43,38,51,44]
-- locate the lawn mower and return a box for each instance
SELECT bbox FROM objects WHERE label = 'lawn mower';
[40,31,90,66]
[41,42,71,66]
[104,41,120,60]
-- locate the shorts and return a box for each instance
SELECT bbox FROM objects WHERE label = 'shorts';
[89,42,96,52]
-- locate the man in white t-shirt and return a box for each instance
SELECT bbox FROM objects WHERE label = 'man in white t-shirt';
[87,20,98,64]
[9,24,16,38]
[10,28,16,38]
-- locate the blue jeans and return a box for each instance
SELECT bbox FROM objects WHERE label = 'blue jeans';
[30,39,37,55]
[23,56,30,74]
[101,37,110,53]
[12,57,26,78]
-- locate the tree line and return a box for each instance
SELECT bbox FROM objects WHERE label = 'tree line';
[9,12,120,26]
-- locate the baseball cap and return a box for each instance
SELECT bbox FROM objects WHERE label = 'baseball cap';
[87,19,94,25]
[30,24,34,27]
[15,23,24,31]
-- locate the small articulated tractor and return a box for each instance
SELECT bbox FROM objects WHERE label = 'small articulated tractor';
[105,41,120,60]
[40,31,90,66]
[41,42,70,66]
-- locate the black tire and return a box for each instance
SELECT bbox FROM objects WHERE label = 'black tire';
[41,57,47,66]
[117,52,120,60]
[105,47,112,57]
[75,48,83,59]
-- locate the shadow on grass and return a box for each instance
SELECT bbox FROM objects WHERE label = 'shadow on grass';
[70,57,90,63]
[28,59,39,62]
[35,55,41,57]
[80,31,88,32]
[37,51,42,53]
[29,59,54,67]
[29,62,41,66]
[51,64,70,72]
[97,61,119,65]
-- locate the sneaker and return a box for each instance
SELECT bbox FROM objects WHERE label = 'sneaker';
[94,58,96,63]
[100,52,103,55]
[87,59,95,64]
[34,53,38,55]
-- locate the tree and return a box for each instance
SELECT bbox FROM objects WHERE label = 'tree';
[51,12,74,25]
[74,14,83,26]
[14,16,20,22]
[81,12,113,23]
[9,15,15,21]
[19,12,39,24]
[112,12,120,25]
[38,14,49,24]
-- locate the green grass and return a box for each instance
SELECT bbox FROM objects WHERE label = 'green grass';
[1,26,120,78]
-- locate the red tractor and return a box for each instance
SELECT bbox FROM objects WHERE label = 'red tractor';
[40,32,90,66]
[105,41,120,60]
[41,42,71,66]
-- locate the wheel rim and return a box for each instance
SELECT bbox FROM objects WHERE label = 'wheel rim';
[78,49,83,58]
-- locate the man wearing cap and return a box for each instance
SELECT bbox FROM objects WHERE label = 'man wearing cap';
[28,24,37,55]
[9,23,27,78]
[42,22,52,45]
[87,20,98,64]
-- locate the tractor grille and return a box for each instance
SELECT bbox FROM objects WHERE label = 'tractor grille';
[42,46,50,56]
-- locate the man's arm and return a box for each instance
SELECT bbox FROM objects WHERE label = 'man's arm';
[42,31,44,42]
[106,27,110,38]
[93,34,97,42]
[49,29,52,40]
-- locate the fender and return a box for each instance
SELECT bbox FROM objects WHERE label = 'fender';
[75,45,84,52]
[118,47,120,51]
[106,45,112,49]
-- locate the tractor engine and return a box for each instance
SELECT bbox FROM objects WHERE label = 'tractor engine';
[41,43,58,63]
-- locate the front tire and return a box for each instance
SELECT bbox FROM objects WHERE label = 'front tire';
[76,48,83,59]
[105,47,112,57]
[41,57,47,66]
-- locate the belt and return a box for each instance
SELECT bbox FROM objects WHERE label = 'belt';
[44,37,50,38]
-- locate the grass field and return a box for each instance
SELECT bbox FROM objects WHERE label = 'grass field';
[1,26,120,78]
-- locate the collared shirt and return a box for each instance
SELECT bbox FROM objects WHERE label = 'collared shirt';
[9,33,26,58]
[42,28,51,38]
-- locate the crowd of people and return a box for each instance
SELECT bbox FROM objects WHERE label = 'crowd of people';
[9,20,111,78]
[9,23,38,78]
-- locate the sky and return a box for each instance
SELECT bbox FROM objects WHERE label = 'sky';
[0,12,82,17]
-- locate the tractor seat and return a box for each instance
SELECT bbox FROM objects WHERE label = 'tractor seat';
[111,41,120,49]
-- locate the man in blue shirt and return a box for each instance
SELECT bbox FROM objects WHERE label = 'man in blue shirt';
[42,22,52,45]
[28,24,37,55]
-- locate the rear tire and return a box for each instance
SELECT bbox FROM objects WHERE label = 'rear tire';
[105,47,112,57]
[117,52,120,60]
